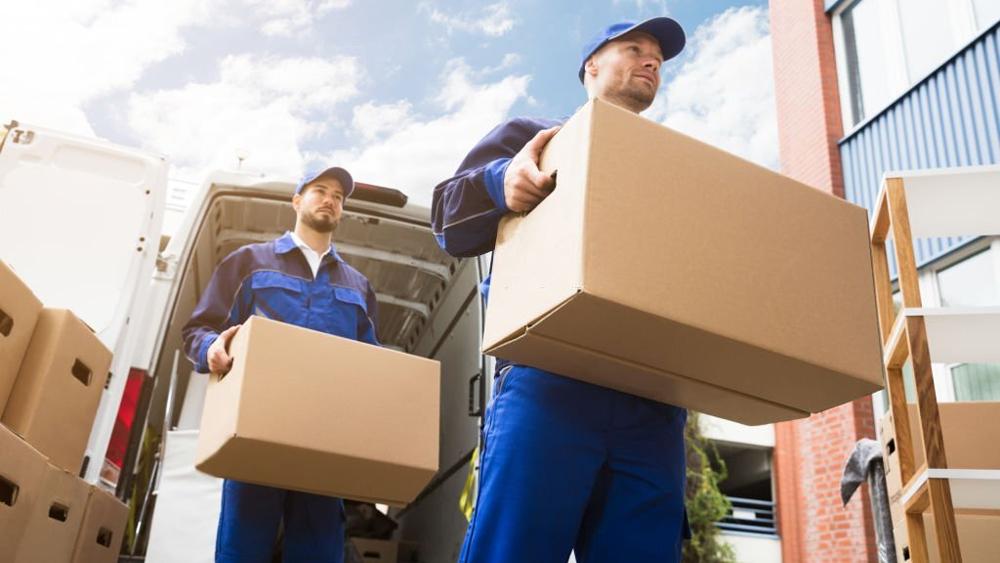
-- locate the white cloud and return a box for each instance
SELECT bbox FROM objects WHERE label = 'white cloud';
[612,0,670,14]
[0,0,220,135]
[352,101,414,142]
[127,53,362,180]
[0,0,352,136]
[645,6,778,169]
[329,59,530,206]
[420,2,516,37]
[245,0,352,37]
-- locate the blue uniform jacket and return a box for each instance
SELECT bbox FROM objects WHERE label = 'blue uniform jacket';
[431,116,562,258]
[182,232,379,373]
[431,116,562,374]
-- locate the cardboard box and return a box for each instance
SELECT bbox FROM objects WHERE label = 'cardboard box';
[2,308,112,473]
[0,261,43,412]
[14,463,90,562]
[196,316,440,506]
[893,513,1000,562]
[0,424,48,557]
[70,485,128,563]
[880,402,1000,498]
[350,538,399,562]
[482,99,883,425]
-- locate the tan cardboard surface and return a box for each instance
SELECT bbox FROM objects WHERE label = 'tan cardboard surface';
[882,402,1000,499]
[496,294,807,425]
[350,538,399,562]
[484,99,883,423]
[196,316,440,506]
[2,308,112,473]
[70,485,128,563]
[0,261,43,412]
[893,513,1000,563]
[14,462,90,562]
[0,424,48,558]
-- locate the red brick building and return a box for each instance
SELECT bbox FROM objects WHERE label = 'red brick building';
[768,0,1000,560]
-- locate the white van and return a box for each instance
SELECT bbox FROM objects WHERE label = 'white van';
[0,121,491,562]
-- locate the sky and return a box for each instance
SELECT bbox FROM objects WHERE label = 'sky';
[0,0,776,207]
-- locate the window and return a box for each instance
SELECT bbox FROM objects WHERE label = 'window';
[952,363,1000,401]
[898,0,960,81]
[841,0,893,125]
[835,0,988,128]
[937,249,1000,400]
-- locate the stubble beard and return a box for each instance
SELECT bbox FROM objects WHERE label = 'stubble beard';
[302,210,338,233]
[617,82,656,113]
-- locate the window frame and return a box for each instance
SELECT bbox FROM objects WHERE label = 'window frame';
[832,0,983,132]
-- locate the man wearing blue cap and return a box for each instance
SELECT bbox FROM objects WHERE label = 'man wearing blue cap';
[183,166,378,562]
[432,17,689,563]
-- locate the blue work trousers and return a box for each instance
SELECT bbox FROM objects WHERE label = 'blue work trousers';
[459,366,688,563]
[216,479,345,563]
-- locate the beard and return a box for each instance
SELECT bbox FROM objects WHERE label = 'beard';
[617,82,656,112]
[302,210,339,233]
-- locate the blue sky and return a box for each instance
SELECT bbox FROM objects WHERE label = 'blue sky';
[1,0,775,206]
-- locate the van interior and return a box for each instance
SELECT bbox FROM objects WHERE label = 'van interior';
[133,182,486,561]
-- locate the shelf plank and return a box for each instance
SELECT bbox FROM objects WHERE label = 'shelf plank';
[902,469,1000,511]
[882,165,1000,238]
[904,307,1000,363]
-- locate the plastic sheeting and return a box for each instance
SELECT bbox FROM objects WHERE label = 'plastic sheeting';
[145,430,223,563]
[842,438,896,563]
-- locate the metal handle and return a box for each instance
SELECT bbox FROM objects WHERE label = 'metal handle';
[468,372,483,417]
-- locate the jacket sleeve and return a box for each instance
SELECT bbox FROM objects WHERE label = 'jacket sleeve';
[431,118,550,257]
[181,250,253,373]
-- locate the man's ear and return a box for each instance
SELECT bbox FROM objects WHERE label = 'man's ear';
[585,56,599,79]
[291,193,302,213]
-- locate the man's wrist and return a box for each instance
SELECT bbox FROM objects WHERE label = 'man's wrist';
[484,158,511,212]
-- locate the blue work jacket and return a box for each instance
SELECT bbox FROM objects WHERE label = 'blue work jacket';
[182,232,379,373]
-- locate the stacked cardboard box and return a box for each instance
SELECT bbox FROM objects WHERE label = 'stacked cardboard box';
[350,537,399,562]
[878,403,1000,561]
[879,402,1000,506]
[0,260,126,562]
[3,307,113,472]
[196,316,440,506]
[482,99,884,426]
[12,463,90,562]
[0,424,48,558]
[0,261,43,412]
[71,484,129,563]
[892,514,1000,563]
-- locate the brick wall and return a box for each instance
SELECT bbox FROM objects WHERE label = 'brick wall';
[769,0,878,561]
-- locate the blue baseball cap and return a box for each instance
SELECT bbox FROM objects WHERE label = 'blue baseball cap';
[295,166,355,198]
[578,17,686,83]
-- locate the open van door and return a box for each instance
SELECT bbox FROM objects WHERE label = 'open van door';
[0,121,167,484]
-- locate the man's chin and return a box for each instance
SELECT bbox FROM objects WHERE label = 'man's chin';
[303,215,338,233]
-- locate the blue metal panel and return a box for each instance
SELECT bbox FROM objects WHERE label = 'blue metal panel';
[839,24,1000,276]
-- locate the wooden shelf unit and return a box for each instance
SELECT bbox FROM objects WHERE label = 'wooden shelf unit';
[869,167,1000,563]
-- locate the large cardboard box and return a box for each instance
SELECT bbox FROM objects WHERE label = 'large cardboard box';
[14,462,90,562]
[0,424,48,558]
[0,261,43,412]
[880,402,1000,498]
[70,485,128,563]
[482,99,883,425]
[893,513,1000,562]
[2,308,112,473]
[196,316,440,506]
[350,538,399,562]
